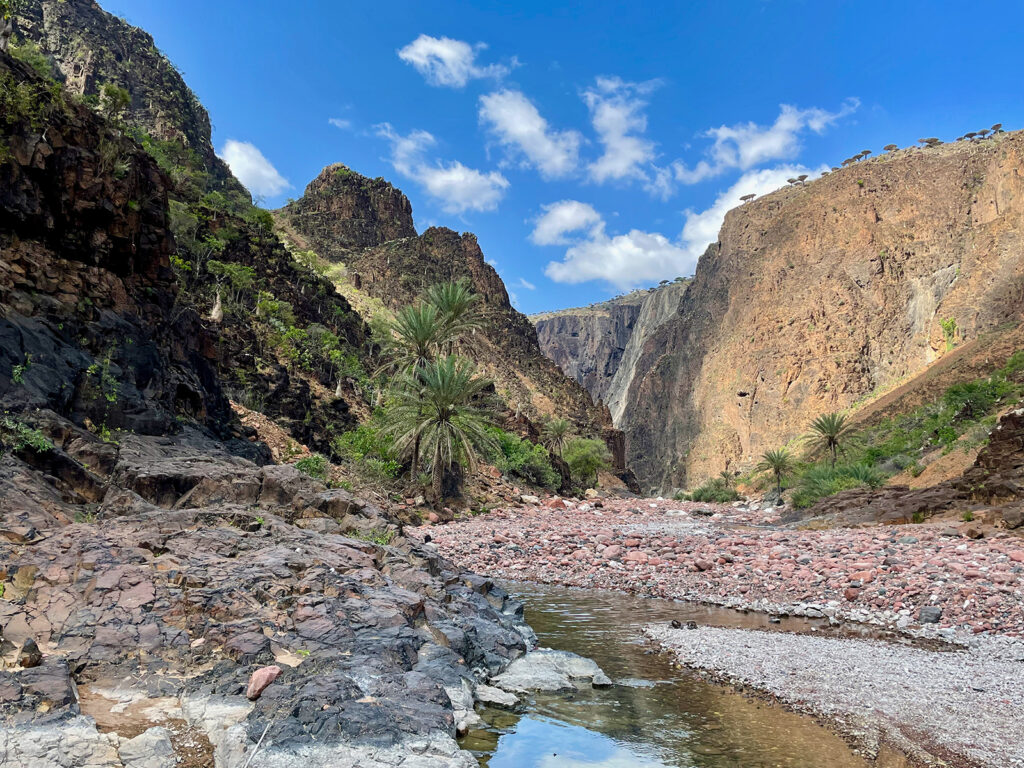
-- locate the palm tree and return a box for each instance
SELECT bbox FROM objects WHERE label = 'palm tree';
[424,279,482,355]
[384,356,497,502]
[541,418,571,457]
[756,448,796,496]
[807,412,855,468]
[387,303,442,374]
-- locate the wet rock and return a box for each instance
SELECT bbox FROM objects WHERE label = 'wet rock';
[492,649,612,693]
[475,684,518,709]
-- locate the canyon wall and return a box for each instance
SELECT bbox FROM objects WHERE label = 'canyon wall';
[622,134,1024,491]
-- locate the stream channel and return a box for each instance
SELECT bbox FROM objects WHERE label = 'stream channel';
[460,582,912,768]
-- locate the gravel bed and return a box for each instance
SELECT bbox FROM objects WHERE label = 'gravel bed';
[645,624,1024,768]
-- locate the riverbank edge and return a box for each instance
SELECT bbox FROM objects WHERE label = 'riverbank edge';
[641,623,1014,768]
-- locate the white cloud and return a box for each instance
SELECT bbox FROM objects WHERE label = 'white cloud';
[219,140,289,197]
[583,77,660,185]
[540,751,666,768]
[479,90,582,179]
[518,277,536,290]
[376,123,509,214]
[541,164,821,289]
[530,200,603,245]
[672,99,859,184]
[545,227,692,290]
[397,34,514,88]
[328,117,352,130]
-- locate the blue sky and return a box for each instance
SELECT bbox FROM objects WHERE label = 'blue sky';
[102,0,1024,313]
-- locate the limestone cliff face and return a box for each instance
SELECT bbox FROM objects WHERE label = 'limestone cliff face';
[16,0,246,200]
[605,281,689,423]
[622,133,1024,492]
[532,281,690,423]
[532,292,646,404]
[276,166,622,462]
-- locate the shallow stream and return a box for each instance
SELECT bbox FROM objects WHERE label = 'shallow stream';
[461,582,911,768]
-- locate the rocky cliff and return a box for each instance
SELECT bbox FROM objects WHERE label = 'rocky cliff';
[15,0,246,201]
[276,166,624,462]
[531,291,646,404]
[532,280,690,422]
[621,133,1024,491]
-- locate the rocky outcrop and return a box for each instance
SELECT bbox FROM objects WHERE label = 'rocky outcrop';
[798,401,1024,527]
[620,134,1024,491]
[15,0,246,201]
[276,165,622,457]
[0,52,230,435]
[0,416,531,768]
[279,164,416,258]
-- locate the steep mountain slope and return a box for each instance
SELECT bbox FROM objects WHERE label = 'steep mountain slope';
[0,44,535,768]
[532,280,689,420]
[275,165,621,451]
[621,133,1024,491]
[16,0,246,201]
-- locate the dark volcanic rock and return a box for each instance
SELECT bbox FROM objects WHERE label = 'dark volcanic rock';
[0,421,530,765]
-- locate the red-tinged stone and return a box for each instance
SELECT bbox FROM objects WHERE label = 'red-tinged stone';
[1009,551,1024,563]
[850,570,874,583]
[246,665,282,700]
[695,559,714,571]
[844,588,860,601]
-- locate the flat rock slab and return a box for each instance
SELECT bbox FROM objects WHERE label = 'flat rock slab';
[475,684,518,709]
[492,648,611,693]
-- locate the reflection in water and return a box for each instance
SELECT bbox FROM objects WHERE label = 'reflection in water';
[489,717,668,767]
[463,582,907,768]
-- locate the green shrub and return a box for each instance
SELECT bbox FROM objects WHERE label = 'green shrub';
[295,453,329,482]
[0,413,52,455]
[332,422,401,480]
[687,477,741,503]
[486,428,559,489]
[10,40,55,80]
[791,462,888,508]
[562,437,611,489]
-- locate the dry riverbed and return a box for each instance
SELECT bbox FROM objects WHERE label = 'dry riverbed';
[423,497,1024,638]
[424,496,1024,767]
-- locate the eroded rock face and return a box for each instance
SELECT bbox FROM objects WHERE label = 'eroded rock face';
[620,135,1024,490]
[532,293,646,405]
[533,281,690,424]
[16,0,246,200]
[0,419,530,766]
[0,53,231,436]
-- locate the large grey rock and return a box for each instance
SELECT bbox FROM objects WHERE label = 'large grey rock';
[118,726,175,768]
[491,649,612,693]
